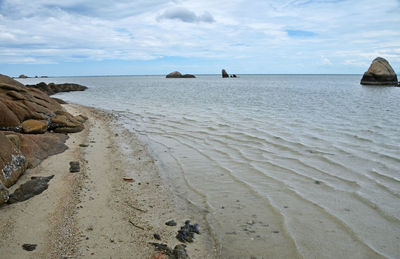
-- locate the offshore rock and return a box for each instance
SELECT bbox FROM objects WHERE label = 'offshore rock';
[8,175,54,204]
[25,82,88,96]
[0,132,27,188]
[166,71,196,78]
[360,57,399,86]
[222,69,229,78]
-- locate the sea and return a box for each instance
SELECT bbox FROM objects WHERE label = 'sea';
[21,75,400,258]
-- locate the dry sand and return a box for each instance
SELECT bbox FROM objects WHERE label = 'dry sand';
[0,104,216,258]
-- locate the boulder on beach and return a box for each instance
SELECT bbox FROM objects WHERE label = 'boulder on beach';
[222,69,229,78]
[0,132,27,188]
[166,71,196,78]
[0,74,85,133]
[25,82,88,96]
[360,57,399,86]
[22,120,47,134]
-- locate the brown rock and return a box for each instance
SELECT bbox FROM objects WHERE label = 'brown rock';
[166,71,183,78]
[25,82,87,96]
[0,132,27,188]
[75,114,88,123]
[360,57,399,86]
[22,120,47,134]
[49,111,84,133]
[6,134,21,149]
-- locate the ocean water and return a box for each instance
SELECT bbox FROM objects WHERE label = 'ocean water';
[22,75,400,258]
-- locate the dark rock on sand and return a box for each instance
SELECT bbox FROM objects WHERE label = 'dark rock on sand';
[22,244,37,251]
[69,161,80,173]
[166,71,196,78]
[25,82,88,96]
[360,57,399,86]
[176,220,200,243]
[8,175,54,204]
[222,69,229,78]
[154,233,161,240]
[165,220,177,226]
[150,243,189,259]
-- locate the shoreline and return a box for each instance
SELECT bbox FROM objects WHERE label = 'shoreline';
[0,103,217,258]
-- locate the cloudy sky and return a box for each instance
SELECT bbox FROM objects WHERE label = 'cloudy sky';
[0,0,399,76]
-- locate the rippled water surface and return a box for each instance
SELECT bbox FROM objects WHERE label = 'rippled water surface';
[24,75,400,258]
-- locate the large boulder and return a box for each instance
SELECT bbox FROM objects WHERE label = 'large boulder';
[166,71,196,78]
[22,120,47,134]
[0,132,27,188]
[360,57,399,86]
[222,69,229,78]
[25,82,88,96]
[0,74,84,132]
[49,110,84,133]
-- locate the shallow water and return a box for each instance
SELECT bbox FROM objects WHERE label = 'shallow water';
[23,75,400,258]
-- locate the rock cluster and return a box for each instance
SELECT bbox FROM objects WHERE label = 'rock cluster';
[0,74,87,205]
[166,71,196,78]
[222,69,237,78]
[360,57,399,86]
[26,82,88,96]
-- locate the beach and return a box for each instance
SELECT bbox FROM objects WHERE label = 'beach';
[0,103,216,258]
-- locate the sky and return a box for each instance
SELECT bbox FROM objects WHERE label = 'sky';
[0,0,399,76]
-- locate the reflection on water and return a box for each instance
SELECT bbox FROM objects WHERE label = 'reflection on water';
[24,75,400,258]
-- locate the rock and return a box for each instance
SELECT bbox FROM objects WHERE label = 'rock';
[150,243,189,259]
[360,57,399,86]
[166,71,183,78]
[0,74,69,132]
[222,69,229,78]
[8,175,54,204]
[176,220,200,243]
[49,111,84,133]
[166,71,196,78]
[69,161,80,173]
[25,82,88,96]
[6,134,21,149]
[154,233,161,240]
[18,74,28,79]
[165,220,177,226]
[0,180,9,205]
[51,97,67,104]
[75,114,88,123]
[230,74,237,78]
[173,244,189,259]
[22,244,37,251]
[22,120,47,134]
[0,132,27,188]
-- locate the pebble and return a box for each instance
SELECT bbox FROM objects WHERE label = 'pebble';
[154,234,161,240]
[165,220,177,226]
[22,244,37,251]
[69,161,80,173]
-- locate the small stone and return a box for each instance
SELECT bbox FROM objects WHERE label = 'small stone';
[22,244,37,251]
[247,220,255,225]
[273,230,280,234]
[79,144,89,147]
[314,180,321,184]
[165,220,177,226]
[69,161,80,173]
[154,234,161,240]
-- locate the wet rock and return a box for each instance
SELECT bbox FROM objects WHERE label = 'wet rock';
[165,220,177,226]
[176,220,200,243]
[8,175,54,204]
[25,82,88,96]
[360,57,398,86]
[22,244,37,251]
[69,161,80,173]
[222,69,229,78]
[22,119,47,134]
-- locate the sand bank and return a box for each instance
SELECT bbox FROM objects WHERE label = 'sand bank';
[0,104,216,258]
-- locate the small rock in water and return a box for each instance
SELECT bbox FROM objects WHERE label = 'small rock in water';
[176,220,200,243]
[69,161,80,173]
[165,220,177,226]
[22,244,37,251]
[314,180,321,185]
[154,234,161,240]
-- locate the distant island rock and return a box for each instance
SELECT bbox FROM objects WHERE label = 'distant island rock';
[166,71,196,78]
[360,57,399,86]
[222,69,229,78]
[18,74,28,79]
[25,82,88,95]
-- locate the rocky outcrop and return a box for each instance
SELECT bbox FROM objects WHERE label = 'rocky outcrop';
[25,82,88,96]
[222,69,229,78]
[360,57,399,86]
[166,71,196,78]
[0,132,27,188]
[18,74,28,79]
[0,74,85,205]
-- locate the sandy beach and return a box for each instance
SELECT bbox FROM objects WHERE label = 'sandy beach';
[0,104,216,258]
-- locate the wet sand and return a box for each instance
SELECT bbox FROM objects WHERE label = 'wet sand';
[0,104,216,258]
